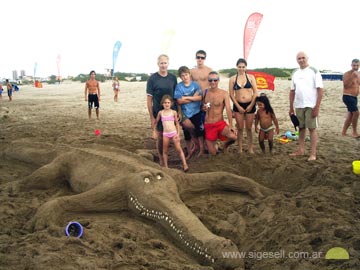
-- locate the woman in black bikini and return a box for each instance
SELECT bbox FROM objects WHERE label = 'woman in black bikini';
[229,58,258,153]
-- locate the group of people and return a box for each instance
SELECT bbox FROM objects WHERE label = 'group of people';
[146,51,283,171]
[84,50,359,170]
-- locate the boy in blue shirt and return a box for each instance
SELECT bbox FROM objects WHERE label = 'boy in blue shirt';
[175,66,204,158]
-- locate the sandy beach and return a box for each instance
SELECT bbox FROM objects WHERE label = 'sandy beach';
[0,78,359,270]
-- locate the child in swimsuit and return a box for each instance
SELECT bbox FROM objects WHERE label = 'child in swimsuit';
[112,76,120,102]
[254,95,279,153]
[154,95,189,172]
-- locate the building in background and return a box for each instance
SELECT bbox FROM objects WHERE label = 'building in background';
[20,70,26,79]
[12,70,18,81]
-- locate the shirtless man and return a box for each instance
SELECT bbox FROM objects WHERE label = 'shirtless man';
[203,71,237,155]
[229,58,258,154]
[189,50,212,154]
[6,79,13,102]
[341,58,360,138]
[190,50,212,92]
[84,70,101,119]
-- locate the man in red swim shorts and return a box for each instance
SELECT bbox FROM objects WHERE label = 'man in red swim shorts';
[202,71,237,155]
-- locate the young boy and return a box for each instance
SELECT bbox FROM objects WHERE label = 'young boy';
[174,66,204,158]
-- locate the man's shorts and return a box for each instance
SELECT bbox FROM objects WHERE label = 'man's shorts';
[88,94,99,109]
[295,107,318,129]
[7,89,12,97]
[204,120,228,141]
[181,111,204,140]
[343,95,358,112]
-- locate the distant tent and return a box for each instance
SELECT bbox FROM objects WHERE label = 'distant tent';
[34,80,43,88]
[321,71,343,81]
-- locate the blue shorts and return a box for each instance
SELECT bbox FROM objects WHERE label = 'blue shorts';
[343,95,358,112]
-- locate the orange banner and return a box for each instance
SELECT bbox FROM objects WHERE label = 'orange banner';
[243,12,263,61]
[247,70,275,91]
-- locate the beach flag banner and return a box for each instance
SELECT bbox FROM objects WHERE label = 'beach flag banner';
[161,29,176,54]
[56,54,61,80]
[112,41,122,79]
[34,62,38,87]
[243,12,275,91]
[243,12,263,61]
[247,70,275,91]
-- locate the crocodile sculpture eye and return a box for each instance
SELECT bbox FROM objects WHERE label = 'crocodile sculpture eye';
[144,177,150,183]
[156,174,162,180]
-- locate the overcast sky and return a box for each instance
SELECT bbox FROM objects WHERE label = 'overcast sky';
[1,0,358,78]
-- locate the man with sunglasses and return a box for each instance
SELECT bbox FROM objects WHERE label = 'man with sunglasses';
[202,71,237,155]
[190,50,212,92]
[190,50,213,154]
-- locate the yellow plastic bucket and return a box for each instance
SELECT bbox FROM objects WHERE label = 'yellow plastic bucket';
[352,160,360,174]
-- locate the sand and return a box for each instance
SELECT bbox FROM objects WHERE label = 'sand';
[0,79,359,270]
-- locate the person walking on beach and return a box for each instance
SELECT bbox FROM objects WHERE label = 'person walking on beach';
[190,50,213,92]
[255,95,279,154]
[203,71,237,155]
[6,79,13,102]
[0,83,3,100]
[154,95,189,172]
[112,76,120,102]
[84,70,101,120]
[289,52,324,161]
[175,66,204,159]
[146,54,178,166]
[229,58,258,154]
[341,58,360,138]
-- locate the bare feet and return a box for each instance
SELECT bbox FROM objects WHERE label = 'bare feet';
[183,165,189,172]
[289,150,304,157]
[352,133,360,138]
[307,155,316,161]
[196,150,204,158]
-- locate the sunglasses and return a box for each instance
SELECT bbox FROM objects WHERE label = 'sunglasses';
[208,78,219,82]
[196,56,206,60]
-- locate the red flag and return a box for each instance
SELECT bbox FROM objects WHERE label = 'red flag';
[247,70,275,91]
[243,12,263,61]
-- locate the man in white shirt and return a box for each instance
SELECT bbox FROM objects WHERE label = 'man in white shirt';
[289,52,324,161]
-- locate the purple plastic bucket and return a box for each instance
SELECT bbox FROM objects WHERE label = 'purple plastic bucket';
[65,221,83,238]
